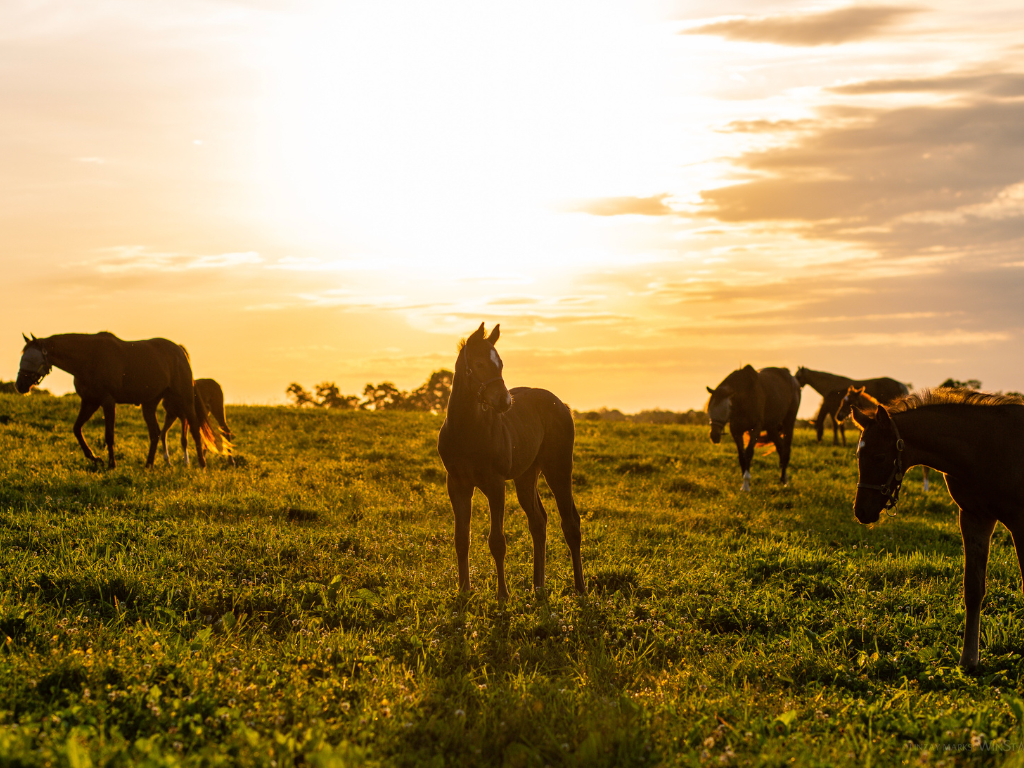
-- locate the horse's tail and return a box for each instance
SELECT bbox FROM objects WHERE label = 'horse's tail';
[194,384,231,456]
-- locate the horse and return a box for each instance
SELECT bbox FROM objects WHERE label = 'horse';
[160,378,234,467]
[838,385,929,491]
[794,367,908,446]
[850,389,1024,670]
[705,365,801,491]
[436,323,584,599]
[15,332,223,469]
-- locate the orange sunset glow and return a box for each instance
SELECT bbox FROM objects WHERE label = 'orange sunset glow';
[3,0,1023,416]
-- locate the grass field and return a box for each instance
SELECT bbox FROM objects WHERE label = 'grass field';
[2,393,1024,767]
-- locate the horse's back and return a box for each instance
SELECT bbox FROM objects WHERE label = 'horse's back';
[758,368,801,428]
[506,387,575,468]
[864,377,908,404]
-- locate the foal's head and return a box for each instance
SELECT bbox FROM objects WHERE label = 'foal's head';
[460,323,512,414]
[16,334,51,394]
[794,367,808,387]
[850,405,902,524]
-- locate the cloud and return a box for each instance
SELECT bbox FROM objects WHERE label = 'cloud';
[682,5,921,47]
[830,72,1024,97]
[84,248,263,273]
[701,97,1024,256]
[564,194,675,217]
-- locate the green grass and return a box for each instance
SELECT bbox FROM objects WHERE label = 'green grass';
[2,394,1024,767]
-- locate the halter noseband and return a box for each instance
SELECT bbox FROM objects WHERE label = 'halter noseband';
[468,367,505,403]
[857,418,906,517]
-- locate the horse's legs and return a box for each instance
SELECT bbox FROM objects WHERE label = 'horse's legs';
[446,474,474,593]
[767,428,790,484]
[101,399,116,469]
[733,430,755,491]
[159,407,177,466]
[482,478,510,601]
[514,467,548,594]
[141,400,162,467]
[814,402,828,443]
[72,399,103,465]
[180,420,190,467]
[544,466,585,594]
[959,510,997,670]
[838,419,846,447]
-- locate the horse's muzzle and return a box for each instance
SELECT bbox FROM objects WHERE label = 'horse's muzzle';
[14,371,39,394]
[709,424,723,444]
[854,492,881,525]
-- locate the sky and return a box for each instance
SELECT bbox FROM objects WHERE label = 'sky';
[2,0,1023,416]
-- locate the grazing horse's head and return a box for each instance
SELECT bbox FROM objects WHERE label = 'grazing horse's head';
[705,385,731,444]
[461,322,512,414]
[794,367,808,387]
[16,334,51,394]
[851,405,904,524]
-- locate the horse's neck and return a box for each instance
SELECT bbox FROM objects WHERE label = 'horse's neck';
[46,334,94,377]
[804,369,852,395]
[895,408,985,475]
[446,366,490,431]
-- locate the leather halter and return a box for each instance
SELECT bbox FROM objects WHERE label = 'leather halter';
[857,417,906,516]
[467,367,504,404]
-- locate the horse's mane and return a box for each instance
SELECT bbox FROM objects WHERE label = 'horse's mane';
[888,388,1024,413]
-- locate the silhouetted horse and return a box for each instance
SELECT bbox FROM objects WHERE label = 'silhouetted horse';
[851,389,1024,670]
[795,367,908,446]
[437,323,584,599]
[839,385,930,492]
[16,332,223,469]
[160,378,234,467]
[706,365,801,491]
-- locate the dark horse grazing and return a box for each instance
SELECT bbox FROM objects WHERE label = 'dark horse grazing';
[160,378,234,466]
[851,389,1024,670]
[837,385,930,491]
[437,323,584,599]
[706,365,801,491]
[794,367,908,446]
[16,332,223,469]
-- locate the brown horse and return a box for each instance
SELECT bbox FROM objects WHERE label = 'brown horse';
[437,323,584,599]
[160,378,234,467]
[850,389,1024,670]
[15,332,223,469]
[795,367,908,446]
[706,365,801,491]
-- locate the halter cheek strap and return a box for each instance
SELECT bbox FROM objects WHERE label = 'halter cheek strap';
[468,368,505,402]
[21,347,53,384]
[857,419,906,517]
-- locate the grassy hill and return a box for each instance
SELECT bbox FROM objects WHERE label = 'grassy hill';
[1,394,1022,766]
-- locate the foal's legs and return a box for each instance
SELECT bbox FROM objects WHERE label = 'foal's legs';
[544,465,585,594]
[72,399,103,465]
[159,408,178,466]
[959,510,997,670]
[446,474,474,593]
[514,467,548,594]
[482,478,510,601]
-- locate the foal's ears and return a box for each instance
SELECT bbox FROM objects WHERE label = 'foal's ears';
[469,323,486,343]
[706,386,715,394]
[488,324,500,345]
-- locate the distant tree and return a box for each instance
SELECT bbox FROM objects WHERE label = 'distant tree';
[361,381,408,411]
[285,382,317,407]
[407,369,453,413]
[314,382,360,409]
[939,378,982,390]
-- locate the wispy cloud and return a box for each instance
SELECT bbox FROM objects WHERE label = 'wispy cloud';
[564,194,675,217]
[83,247,263,273]
[682,5,922,47]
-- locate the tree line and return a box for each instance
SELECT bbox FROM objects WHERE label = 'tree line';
[285,370,453,413]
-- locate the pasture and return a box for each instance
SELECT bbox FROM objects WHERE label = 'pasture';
[2,394,1024,766]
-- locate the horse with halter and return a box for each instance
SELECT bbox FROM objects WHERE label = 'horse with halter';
[160,378,234,467]
[437,323,584,599]
[794,367,908,446]
[16,332,224,469]
[706,365,801,491]
[850,389,1024,670]
[837,385,929,491]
